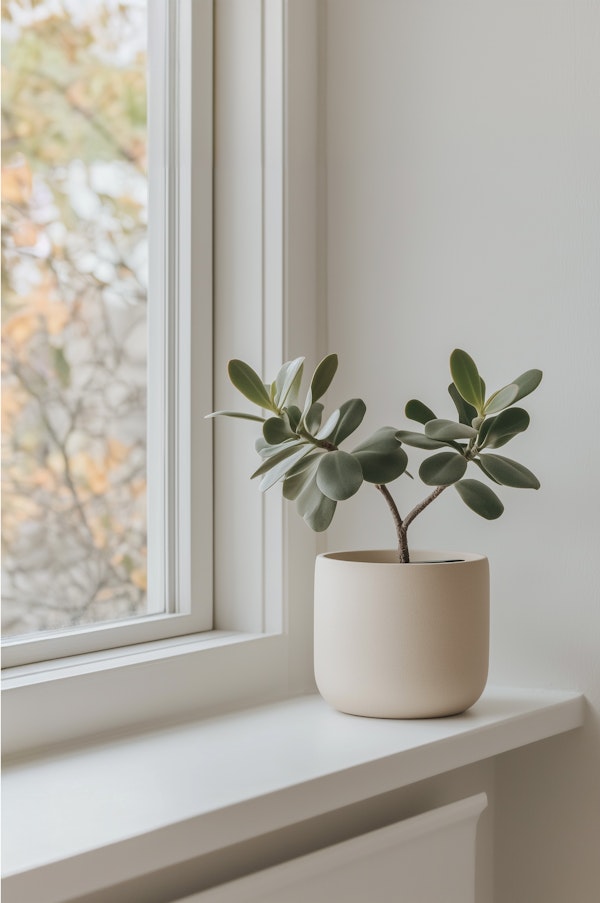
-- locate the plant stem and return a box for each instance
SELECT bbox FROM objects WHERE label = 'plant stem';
[401,485,448,552]
[375,483,449,563]
[298,428,337,452]
[375,483,409,562]
[403,485,448,530]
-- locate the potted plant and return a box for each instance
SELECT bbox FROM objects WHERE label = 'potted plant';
[208,350,542,718]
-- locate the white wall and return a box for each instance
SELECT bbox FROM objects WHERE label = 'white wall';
[323,1,600,900]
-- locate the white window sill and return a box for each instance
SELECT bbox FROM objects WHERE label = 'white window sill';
[1,686,584,903]
[1,630,303,757]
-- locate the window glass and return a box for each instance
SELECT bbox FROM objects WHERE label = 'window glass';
[1,0,151,636]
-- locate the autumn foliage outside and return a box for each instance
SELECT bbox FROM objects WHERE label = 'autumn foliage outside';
[2,0,150,636]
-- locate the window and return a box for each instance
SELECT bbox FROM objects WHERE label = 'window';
[2,0,214,667]
[2,0,151,637]
[2,0,320,757]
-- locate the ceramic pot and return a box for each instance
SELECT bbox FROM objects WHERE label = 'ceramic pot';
[314,549,489,719]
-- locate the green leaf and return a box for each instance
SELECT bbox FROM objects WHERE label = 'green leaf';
[274,363,289,407]
[256,437,296,460]
[448,383,478,426]
[352,426,400,455]
[477,453,540,489]
[405,399,436,425]
[450,349,484,411]
[258,446,313,492]
[419,451,468,486]
[286,405,302,431]
[512,368,543,403]
[251,440,304,478]
[205,410,266,423]
[283,472,309,500]
[310,353,338,402]
[352,427,408,484]
[256,435,269,455]
[478,407,530,449]
[454,479,504,519]
[285,450,324,479]
[315,408,341,440]
[263,416,296,445]
[274,357,305,409]
[424,419,477,441]
[296,470,321,517]
[282,454,321,500]
[303,492,337,532]
[286,359,305,407]
[395,430,447,450]
[484,383,519,415]
[305,494,337,531]
[329,398,367,445]
[228,359,273,410]
[296,471,337,531]
[474,458,501,484]
[298,389,313,430]
[316,450,363,500]
[273,360,290,406]
[305,402,324,434]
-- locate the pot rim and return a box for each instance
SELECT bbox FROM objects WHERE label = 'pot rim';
[317,549,487,565]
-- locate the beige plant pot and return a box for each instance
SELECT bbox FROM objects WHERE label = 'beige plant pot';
[314,550,489,719]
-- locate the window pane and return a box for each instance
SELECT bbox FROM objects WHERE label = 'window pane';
[1,0,152,636]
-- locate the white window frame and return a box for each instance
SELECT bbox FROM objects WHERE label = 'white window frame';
[2,0,322,758]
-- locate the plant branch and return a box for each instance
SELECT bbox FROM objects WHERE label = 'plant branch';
[402,485,448,533]
[298,429,337,452]
[375,483,408,562]
[376,483,450,563]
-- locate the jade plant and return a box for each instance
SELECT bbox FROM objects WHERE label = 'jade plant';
[207,349,542,562]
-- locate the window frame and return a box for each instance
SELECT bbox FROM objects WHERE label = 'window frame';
[1,0,322,759]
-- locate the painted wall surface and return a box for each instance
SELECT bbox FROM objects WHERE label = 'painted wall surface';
[323,1,600,900]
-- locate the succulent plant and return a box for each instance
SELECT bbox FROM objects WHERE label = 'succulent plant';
[207,349,542,562]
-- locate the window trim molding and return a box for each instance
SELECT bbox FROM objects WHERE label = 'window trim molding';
[2,0,322,759]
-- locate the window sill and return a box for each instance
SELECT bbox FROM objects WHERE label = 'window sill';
[1,630,299,758]
[1,686,584,903]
